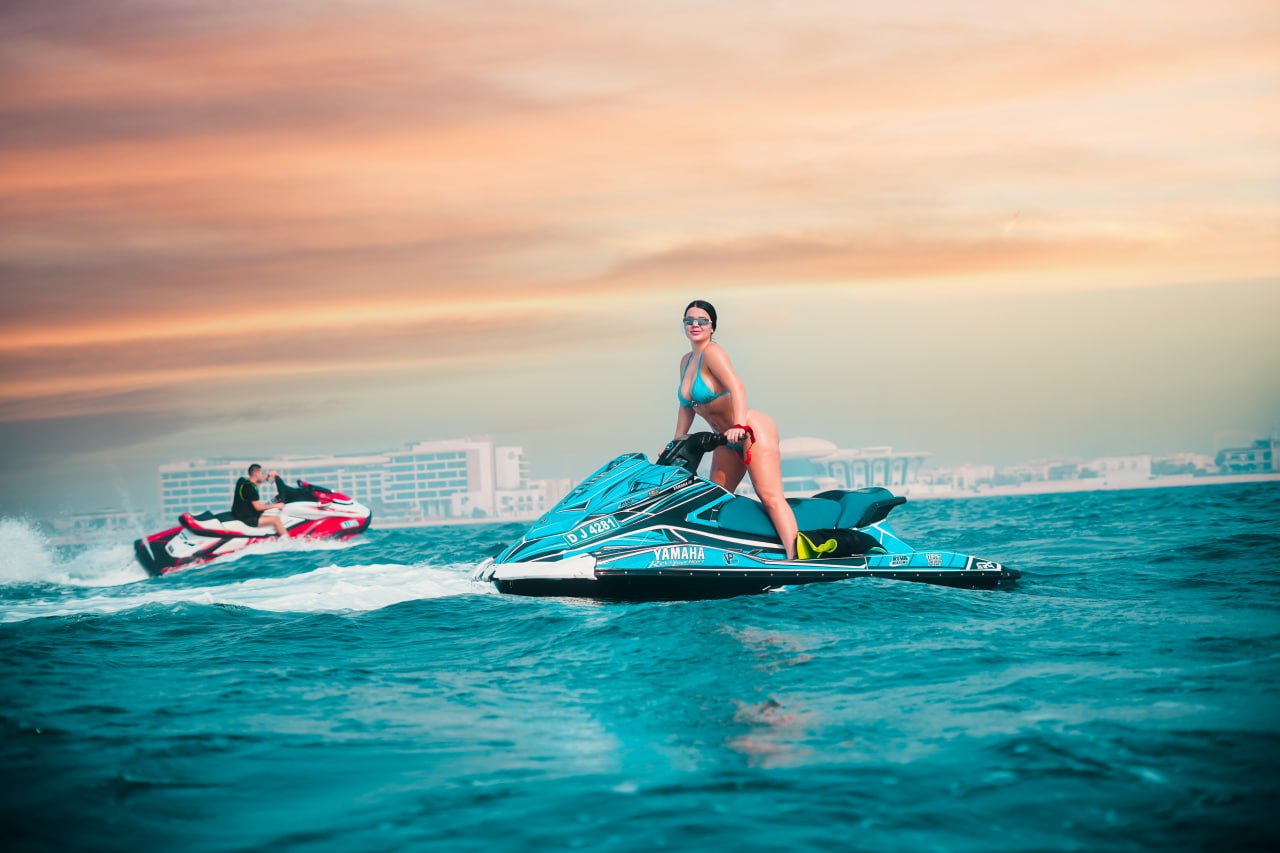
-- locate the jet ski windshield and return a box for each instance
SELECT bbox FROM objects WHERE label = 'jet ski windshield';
[527,453,696,539]
[538,432,728,532]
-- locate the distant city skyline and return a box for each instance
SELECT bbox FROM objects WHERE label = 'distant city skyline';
[2,1,1277,518]
[36,433,1278,544]
[22,427,1280,524]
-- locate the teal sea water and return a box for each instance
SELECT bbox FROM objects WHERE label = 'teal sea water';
[2,483,1278,851]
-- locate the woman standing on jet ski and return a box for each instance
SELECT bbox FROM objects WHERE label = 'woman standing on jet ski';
[674,300,801,559]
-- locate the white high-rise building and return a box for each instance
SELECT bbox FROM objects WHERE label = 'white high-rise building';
[384,437,497,520]
[494,446,527,490]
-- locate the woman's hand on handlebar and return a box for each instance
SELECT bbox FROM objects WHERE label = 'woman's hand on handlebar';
[724,426,746,443]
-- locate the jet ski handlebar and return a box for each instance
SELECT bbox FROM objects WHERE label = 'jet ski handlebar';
[656,431,729,472]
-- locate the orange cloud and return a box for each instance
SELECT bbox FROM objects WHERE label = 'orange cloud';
[1,0,1277,429]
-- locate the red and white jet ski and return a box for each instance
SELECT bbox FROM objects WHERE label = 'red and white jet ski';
[134,479,372,576]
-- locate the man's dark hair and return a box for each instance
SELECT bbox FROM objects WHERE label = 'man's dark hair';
[248,464,262,476]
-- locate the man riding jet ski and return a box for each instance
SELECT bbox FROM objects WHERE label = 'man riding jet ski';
[135,476,371,576]
[232,464,289,537]
[474,432,1017,600]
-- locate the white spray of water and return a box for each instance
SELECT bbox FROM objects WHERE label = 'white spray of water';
[0,518,370,589]
[0,518,147,587]
[0,518,57,582]
[1,559,490,624]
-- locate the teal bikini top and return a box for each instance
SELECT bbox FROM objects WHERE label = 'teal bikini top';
[678,351,729,408]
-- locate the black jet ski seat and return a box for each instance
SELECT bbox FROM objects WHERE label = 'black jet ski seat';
[814,488,907,528]
[714,487,906,538]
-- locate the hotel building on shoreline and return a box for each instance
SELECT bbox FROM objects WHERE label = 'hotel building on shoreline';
[738,437,928,496]
[158,437,571,526]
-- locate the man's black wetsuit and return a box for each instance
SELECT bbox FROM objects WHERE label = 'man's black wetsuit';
[232,477,262,526]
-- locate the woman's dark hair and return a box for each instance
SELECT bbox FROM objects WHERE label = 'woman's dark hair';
[684,299,717,331]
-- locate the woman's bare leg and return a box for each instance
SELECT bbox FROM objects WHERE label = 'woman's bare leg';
[743,413,799,559]
[709,446,747,492]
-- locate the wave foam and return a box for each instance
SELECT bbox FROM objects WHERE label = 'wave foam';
[0,518,372,590]
[0,518,147,587]
[1,560,490,623]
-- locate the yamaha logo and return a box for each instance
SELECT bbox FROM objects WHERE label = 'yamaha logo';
[655,545,705,562]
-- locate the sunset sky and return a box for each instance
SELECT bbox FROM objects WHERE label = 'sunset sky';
[2,0,1277,517]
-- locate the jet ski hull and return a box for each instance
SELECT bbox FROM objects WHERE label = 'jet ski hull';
[494,567,1016,600]
[480,551,1018,601]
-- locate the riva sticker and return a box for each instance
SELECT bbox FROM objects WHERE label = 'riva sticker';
[565,515,620,545]
[890,555,908,567]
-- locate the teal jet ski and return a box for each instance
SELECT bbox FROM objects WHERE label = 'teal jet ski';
[473,432,1018,600]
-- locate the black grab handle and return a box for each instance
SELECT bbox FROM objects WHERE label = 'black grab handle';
[656,432,728,472]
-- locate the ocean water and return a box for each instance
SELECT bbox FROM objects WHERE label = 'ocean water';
[2,483,1278,852]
